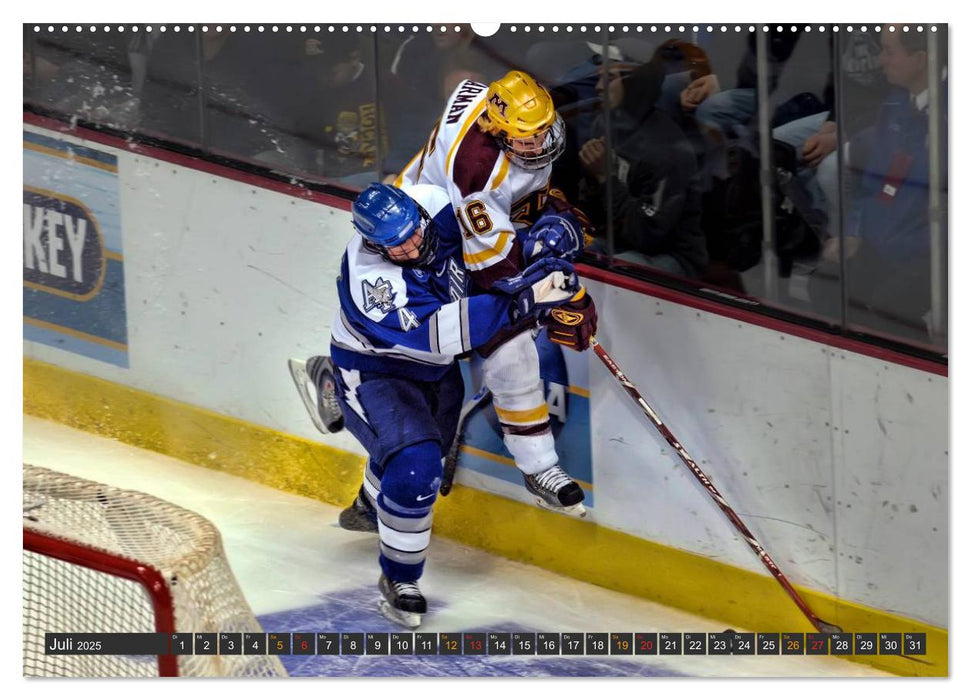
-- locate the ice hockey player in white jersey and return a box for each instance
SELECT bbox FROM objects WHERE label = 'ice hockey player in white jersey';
[290,183,580,627]
[394,70,598,515]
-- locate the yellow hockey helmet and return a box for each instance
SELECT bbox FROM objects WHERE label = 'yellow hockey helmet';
[482,71,555,137]
[478,70,566,170]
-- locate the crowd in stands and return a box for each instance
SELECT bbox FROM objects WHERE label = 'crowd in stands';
[24,25,946,349]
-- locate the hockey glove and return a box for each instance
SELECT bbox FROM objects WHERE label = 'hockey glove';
[522,211,585,265]
[543,188,595,242]
[492,257,580,322]
[545,288,598,352]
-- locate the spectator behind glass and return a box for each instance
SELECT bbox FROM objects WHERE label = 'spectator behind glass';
[287,34,387,185]
[681,32,802,144]
[808,26,945,343]
[578,53,708,279]
[676,31,832,196]
[679,31,802,139]
[767,32,887,241]
[675,31,885,237]
[381,26,507,176]
[543,40,659,204]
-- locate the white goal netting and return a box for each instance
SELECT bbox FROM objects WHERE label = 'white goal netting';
[23,464,287,678]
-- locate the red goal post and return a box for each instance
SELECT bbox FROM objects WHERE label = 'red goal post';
[24,526,180,676]
[22,464,286,678]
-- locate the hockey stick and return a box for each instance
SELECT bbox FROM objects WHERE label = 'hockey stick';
[589,337,843,634]
[439,386,492,497]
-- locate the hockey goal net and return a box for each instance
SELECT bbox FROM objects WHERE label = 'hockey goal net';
[23,464,286,678]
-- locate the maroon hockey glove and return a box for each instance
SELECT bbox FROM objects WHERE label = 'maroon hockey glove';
[545,289,598,352]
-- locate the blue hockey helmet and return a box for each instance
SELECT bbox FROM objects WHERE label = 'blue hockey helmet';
[351,184,438,266]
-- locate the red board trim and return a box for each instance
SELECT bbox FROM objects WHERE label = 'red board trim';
[23,111,354,212]
[23,112,945,376]
[577,264,946,376]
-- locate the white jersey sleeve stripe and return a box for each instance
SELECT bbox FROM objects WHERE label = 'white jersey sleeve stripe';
[460,297,472,353]
[333,310,452,368]
[428,310,441,355]
[339,309,372,347]
[434,299,465,356]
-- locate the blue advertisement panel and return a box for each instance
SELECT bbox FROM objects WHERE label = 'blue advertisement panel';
[458,334,594,506]
[23,131,128,367]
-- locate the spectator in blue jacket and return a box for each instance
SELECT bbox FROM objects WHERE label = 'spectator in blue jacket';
[809,25,945,342]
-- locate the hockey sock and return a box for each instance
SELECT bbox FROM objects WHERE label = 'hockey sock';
[376,440,442,582]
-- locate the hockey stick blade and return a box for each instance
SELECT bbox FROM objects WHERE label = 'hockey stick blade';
[814,620,844,635]
[440,386,492,496]
[590,337,841,635]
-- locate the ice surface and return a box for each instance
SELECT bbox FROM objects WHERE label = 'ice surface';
[23,415,890,678]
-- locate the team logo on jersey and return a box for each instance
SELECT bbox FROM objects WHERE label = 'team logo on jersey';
[398,307,420,332]
[511,184,551,227]
[550,308,584,326]
[446,258,467,302]
[362,277,396,314]
[489,93,509,117]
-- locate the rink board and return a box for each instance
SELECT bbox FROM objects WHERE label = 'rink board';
[21,116,948,676]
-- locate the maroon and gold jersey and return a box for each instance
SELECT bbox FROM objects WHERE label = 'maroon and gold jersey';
[395,79,554,287]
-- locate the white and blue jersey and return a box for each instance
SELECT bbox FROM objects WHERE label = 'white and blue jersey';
[330,184,514,381]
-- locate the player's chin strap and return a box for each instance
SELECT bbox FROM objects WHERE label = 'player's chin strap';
[589,336,843,635]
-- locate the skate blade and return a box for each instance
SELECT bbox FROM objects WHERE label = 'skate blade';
[533,497,587,519]
[288,358,331,435]
[378,599,422,629]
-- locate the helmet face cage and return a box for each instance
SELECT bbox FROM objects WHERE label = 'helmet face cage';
[499,114,566,171]
[364,203,439,268]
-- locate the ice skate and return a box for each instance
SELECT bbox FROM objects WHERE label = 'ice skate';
[288,356,344,433]
[523,465,587,518]
[378,575,426,629]
[338,485,378,533]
